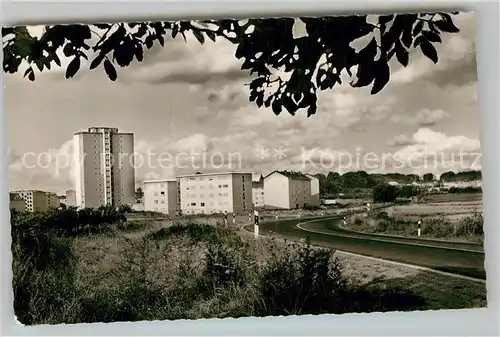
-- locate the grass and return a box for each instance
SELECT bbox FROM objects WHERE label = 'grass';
[12,213,487,325]
[348,210,484,243]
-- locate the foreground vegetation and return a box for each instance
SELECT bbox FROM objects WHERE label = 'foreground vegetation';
[11,208,485,325]
[349,211,484,243]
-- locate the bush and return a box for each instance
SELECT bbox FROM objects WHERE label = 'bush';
[303,204,321,211]
[372,184,398,203]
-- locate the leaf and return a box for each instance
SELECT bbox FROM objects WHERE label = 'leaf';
[23,68,32,78]
[158,35,165,47]
[395,45,409,67]
[307,102,317,117]
[63,43,74,57]
[192,30,205,44]
[371,61,390,95]
[206,30,216,42]
[103,59,117,81]
[89,54,104,70]
[28,70,35,81]
[134,46,144,62]
[352,63,375,88]
[396,46,410,67]
[422,30,442,43]
[65,56,80,79]
[53,54,61,67]
[271,99,282,115]
[434,15,460,33]
[419,39,438,64]
[413,20,424,36]
[401,27,413,48]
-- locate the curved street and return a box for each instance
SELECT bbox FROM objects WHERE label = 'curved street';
[245,215,486,280]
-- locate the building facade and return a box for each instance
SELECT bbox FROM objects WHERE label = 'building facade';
[252,180,265,208]
[65,190,77,207]
[46,192,60,209]
[305,173,320,206]
[9,193,26,212]
[263,171,312,209]
[12,190,57,212]
[74,127,135,209]
[177,172,253,215]
[143,179,179,214]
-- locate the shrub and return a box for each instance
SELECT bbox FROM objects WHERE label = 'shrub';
[373,184,398,203]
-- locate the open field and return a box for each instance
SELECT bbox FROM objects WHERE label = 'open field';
[344,193,485,243]
[424,193,483,203]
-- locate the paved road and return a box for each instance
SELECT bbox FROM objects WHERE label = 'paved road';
[246,216,486,280]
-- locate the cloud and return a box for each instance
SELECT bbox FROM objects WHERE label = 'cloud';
[388,109,450,127]
[389,12,476,87]
[7,140,76,194]
[387,134,415,147]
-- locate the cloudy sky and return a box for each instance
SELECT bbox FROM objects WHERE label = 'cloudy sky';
[5,11,480,195]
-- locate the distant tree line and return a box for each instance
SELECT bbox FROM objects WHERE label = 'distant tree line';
[372,184,422,203]
[315,170,482,197]
[439,170,482,182]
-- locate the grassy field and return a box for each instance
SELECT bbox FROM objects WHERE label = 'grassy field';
[345,193,484,243]
[424,193,483,203]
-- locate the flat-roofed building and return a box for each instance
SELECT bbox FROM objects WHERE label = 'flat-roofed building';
[143,179,178,214]
[9,193,26,212]
[12,190,57,212]
[177,172,253,215]
[73,127,135,209]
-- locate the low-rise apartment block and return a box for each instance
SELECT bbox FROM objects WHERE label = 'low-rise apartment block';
[252,178,265,208]
[9,193,26,212]
[305,173,320,206]
[263,171,312,209]
[143,179,178,214]
[177,172,253,215]
[12,190,59,212]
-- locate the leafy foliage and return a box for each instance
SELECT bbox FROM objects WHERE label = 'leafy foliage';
[423,173,435,181]
[3,13,460,116]
[10,205,127,239]
[440,170,482,182]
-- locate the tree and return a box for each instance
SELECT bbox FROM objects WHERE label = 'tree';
[135,187,144,201]
[3,12,460,116]
[372,184,398,203]
[423,173,434,182]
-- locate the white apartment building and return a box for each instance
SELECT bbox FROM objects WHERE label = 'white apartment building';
[12,190,58,212]
[74,127,135,209]
[263,171,312,209]
[143,179,179,214]
[65,190,76,207]
[177,172,253,215]
[305,173,320,206]
[252,180,265,208]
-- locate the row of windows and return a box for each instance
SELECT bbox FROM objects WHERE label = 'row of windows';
[185,184,229,190]
[183,193,229,198]
[187,175,230,182]
[186,200,229,207]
